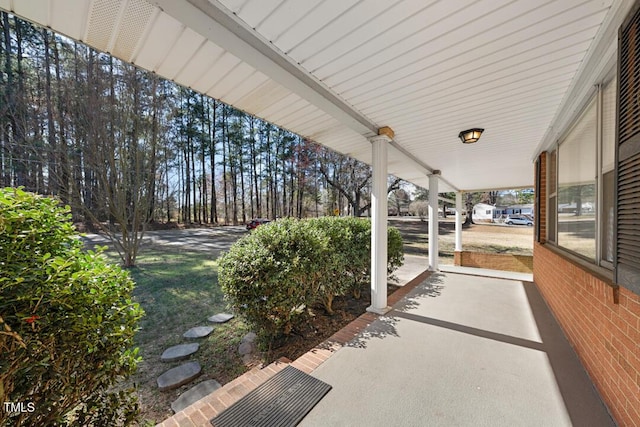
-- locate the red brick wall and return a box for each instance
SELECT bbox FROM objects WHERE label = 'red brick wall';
[454,251,533,273]
[534,239,640,425]
[537,153,547,243]
[533,151,640,425]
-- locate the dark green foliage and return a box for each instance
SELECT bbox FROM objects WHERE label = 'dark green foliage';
[306,217,355,314]
[218,217,404,341]
[0,188,144,426]
[218,218,326,339]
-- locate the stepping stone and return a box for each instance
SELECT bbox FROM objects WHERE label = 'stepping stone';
[183,326,214,339]
[239,341,254,356]
[171,379,222,413]
[161,343,200,362]
[208,313,234,323]
[239,332,258,356]
[157,361,202,391]
[241,332,257,343]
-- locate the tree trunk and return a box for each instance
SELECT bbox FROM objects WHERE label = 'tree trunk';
[250,117,260,218]
[53,33,69,204]
[148,77,159,222]
[200,95,208,224]
[209,99,217,223]
[239,132,247,224]
[3,12,15,187]
[222,107,229,224]
[43,29,58,195]
[13,17,28,189]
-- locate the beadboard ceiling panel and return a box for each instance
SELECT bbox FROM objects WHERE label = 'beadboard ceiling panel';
[1,0,633,192]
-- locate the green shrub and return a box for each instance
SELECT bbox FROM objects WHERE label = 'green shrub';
[338,217,404,299]
[218,217,326,339]
[340,217,373,299]
[387,225,404,275]
[0,188,144,426]
[306,217,354,315]
[219,217,404,340]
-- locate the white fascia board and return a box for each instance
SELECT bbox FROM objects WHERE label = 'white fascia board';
[151,0,464,191]
[533,0,634,159]
[151,0,378,138]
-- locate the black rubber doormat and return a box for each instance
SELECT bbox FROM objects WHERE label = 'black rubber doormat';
[211,365,332,427]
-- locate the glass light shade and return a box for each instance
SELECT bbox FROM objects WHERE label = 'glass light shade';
[458,128,484,144]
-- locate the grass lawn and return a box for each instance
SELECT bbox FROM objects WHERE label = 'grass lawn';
[101,246,251,424]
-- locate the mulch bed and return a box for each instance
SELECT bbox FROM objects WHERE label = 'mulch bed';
[264,284,400,362]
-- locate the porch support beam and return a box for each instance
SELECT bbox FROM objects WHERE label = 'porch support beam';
[455,192,463,252]
[428,173,440,271]
[367,133,391,315]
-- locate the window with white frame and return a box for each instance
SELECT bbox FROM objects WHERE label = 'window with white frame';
[601,77,616,266]
[548,149,557,243]
[547,77,616,268]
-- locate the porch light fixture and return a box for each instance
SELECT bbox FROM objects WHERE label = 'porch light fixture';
[458,128,484,144]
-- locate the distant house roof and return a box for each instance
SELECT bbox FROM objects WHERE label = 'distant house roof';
[473,203,496,210]
[495,204,534,210]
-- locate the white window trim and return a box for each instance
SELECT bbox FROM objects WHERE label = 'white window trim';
[547,74,616,270]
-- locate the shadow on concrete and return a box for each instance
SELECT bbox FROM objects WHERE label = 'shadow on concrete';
[390,311,545,352]
[344,273,445,349]
[332,272,614,426]
[522,281,614,426]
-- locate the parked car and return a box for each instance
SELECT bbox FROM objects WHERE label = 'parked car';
[246,218,271,230]
[505,215,533,226]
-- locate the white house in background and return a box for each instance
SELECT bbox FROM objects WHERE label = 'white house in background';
[494,204,535,218]
[472,203,496,223]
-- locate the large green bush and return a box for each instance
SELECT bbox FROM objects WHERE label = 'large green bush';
[218,218,327,339]
[0,188,144,426]
[218,217,404,340]
[306,217,355,314]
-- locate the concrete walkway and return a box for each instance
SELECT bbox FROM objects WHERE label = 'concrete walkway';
[300,270,614,427]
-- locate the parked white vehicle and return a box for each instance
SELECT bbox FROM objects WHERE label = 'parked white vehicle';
[504,215,533,226]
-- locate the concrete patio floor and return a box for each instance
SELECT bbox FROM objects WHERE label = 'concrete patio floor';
[300,269,615,427]
[160,261,615,427]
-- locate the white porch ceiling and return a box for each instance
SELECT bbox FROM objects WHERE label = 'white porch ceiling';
[1,0,633,192]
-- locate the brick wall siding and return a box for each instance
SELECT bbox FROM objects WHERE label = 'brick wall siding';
[533,151,639,425]
[454,251,533,273]
[534,242,640,426]
[537,152,547,243]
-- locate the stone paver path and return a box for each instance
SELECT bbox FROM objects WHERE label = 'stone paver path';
[239,332,257,363]
[183,326,214,339]
[208,313,234,323]
[171,379,222,413]
[157,361,202,391]
[157,312,238,413]
[161,343,200,362]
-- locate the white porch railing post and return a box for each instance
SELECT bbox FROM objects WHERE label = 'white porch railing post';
[455,191,463,252]
[367,134,391,315]
[428,173,439,271]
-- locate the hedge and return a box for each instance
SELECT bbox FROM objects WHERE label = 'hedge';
[0,188,143,426]
[218,216,403,341]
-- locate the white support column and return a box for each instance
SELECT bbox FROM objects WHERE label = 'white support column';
[455,191,463,252]
[367,134,391,315]
[428,173,439,271]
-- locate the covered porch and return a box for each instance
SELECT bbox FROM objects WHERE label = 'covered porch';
[301,268,612,426]
[1,0,629,310]
[3,1,638,424]
[158,264,614,426]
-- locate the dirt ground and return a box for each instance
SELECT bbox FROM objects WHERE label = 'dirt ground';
[390,217,534,262]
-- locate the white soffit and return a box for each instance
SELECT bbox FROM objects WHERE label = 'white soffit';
[0,0,632,192]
